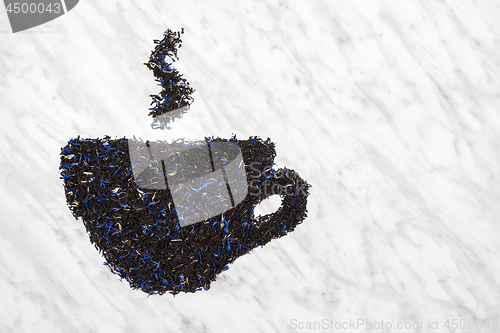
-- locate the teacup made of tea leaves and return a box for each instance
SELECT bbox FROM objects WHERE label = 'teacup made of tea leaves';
[60,136,310,294]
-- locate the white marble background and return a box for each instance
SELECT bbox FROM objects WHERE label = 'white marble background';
[1,0,500,332]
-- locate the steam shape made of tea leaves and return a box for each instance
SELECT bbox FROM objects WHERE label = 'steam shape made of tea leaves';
[145,29,194,119]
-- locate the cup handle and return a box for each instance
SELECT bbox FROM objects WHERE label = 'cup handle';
[248,167,310,245]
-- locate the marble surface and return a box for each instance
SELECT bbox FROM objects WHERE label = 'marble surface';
[1,0,500,332]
